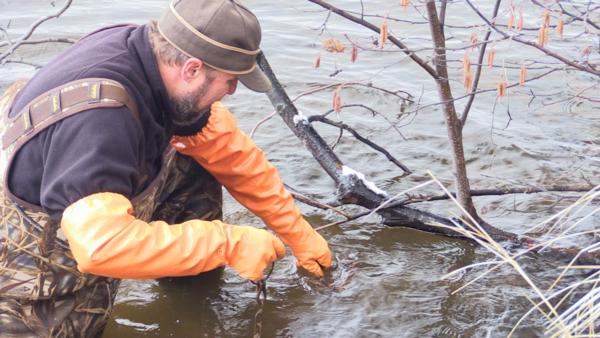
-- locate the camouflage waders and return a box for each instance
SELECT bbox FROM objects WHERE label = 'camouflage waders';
[0,80,223,337]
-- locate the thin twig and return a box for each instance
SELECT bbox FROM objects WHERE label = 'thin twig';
[288,189,352,219]
[0,0,74,63]
[460,0,502,128]
[319,103,407,140]
[249,81,412,138]
[307,0,439,79]
[308,114,411,174]
[464,0,600,77]
[0,37,76,48]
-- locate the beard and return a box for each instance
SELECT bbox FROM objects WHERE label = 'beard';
[170,80,210,128]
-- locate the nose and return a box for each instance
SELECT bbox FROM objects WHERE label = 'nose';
[227,79,238,95]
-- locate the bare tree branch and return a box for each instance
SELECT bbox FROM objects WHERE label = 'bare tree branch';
[438,0,448,34]
[3,59,43,68]
[249,81,412,138]
[260,51,600,265]
[0,37,76,48]
[307,0,439,79]
[399,184,599,205]
[425,0,479,220]
[460,0,502,128]
[319,103,407,140]
[307,114,411,174]
[530,0,600,31]
[464,0,600,77]
[287,188,352,219]
[0,0,74,64]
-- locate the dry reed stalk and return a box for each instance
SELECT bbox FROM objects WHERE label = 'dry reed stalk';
[526,187,600,235]
[433,173,600,337]
[542,188,600,236]
[426,171,578,335]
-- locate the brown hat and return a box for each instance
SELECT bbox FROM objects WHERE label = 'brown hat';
[157,0,271,93]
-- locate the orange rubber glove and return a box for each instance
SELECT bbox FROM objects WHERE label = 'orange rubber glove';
[171,102,332,277]
[60,192,285,281]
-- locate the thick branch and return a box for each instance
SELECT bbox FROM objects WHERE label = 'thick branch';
[425,0,478,219]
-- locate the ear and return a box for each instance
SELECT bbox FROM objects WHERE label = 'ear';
[180,58,205,83]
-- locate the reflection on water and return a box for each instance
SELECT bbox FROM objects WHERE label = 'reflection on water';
[0,0,598,337]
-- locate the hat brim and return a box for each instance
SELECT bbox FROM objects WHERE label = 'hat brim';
[238,65,272,93]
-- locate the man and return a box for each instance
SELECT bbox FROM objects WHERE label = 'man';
[0,0,332,336]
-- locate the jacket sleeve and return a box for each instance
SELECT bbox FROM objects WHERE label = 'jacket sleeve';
[60,192,285,280]
[170,102,331,277]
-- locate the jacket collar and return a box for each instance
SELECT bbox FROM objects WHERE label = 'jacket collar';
[129,24,175,133]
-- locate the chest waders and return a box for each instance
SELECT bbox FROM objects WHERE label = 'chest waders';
[0,79,223,337]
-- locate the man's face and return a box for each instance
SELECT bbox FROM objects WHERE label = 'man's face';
[170,68,238,127]
[195,70,238,112]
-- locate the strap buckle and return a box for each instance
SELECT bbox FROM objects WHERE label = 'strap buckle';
[22,108,33,136]
[50,92,61,114]
[88,81,101,104]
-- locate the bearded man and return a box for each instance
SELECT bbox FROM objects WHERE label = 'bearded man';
[0,0,332,336]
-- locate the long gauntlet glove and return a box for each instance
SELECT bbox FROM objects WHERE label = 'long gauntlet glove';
[61,192,285,281]
[171,102,332,277]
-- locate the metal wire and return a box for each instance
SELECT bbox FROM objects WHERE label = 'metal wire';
[251,263,274,338]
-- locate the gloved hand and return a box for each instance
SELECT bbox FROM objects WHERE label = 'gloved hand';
[224,224,285,280]
[171,102,333,278]
[61,192,285,281]
[285,219,332,278]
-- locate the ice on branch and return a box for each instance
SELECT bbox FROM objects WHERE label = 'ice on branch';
[341,165,388,197]
[293,111,309,126]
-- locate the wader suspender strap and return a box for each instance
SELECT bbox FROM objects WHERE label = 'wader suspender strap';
[2,78,139,151]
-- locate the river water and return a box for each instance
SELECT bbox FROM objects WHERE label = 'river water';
[1,0,599,337]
